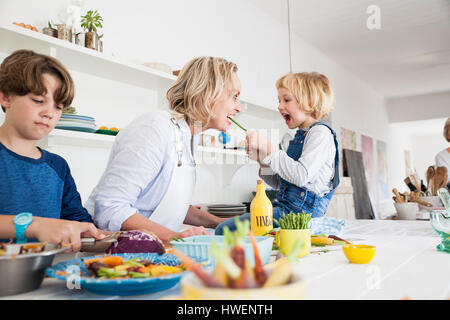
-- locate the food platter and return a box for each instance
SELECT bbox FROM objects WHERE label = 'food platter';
[46,252,185,296]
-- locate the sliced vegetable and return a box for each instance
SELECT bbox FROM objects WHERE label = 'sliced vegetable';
[172,249,224,288]
[212,262,229,287]
[224,219,251,289]
[311,236,334,246]
[97,267,128,278]
[210,242,241,280]
[129,271,150,278]
[149,265,183,276]
[84,255,124,268]
[328,235,351,244]
[263,238,302,288]
[248,231,267,287]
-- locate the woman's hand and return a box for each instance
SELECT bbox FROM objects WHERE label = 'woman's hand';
[26,217,105,252]
[179,226,210,238]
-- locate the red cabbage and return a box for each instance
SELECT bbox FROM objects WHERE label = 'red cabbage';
[108,231,165,255]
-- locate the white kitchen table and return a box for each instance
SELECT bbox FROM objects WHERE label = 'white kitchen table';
[2,219,448,300]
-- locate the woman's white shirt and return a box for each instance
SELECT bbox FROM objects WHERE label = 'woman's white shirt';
[259,125,336,197]
[435,149,450,182]
[85,111,199,231]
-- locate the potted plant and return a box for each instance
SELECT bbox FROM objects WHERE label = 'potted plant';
[43,21,58,38]
[57,23,72,42]
[81,10,103,50]
[274,211,312,258]
[98,34,104,52]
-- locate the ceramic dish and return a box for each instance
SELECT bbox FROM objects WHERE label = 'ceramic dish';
[55,126,97,133]
[46,253,184,296]
[342,244,376,264]
[61,114,95,121]
[179,263,305,300]
[170,235,273,267]
[96,129,119,136]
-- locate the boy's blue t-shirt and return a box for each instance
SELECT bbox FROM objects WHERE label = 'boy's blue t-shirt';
[0,142,93,223]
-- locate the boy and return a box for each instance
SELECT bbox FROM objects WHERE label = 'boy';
[0,50,104,250]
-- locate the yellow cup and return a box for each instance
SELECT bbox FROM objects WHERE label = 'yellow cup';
[277,229,311,258]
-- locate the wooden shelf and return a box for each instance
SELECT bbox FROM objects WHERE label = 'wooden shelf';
[44,129,253,160]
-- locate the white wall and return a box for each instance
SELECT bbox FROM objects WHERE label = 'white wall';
[386,91,450,123]
[0,0,402,217]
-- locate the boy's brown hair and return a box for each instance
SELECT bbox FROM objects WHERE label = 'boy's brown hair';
[0,49,75,112]
[276,72,335,120]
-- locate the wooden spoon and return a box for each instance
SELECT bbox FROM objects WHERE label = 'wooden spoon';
[433,167,447,196]
[426,166,435,192]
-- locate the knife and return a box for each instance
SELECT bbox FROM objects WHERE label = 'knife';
[81,232,120,245]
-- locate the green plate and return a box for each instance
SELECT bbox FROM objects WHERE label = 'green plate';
[96,129,119,136]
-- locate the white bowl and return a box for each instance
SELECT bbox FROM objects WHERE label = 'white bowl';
[180,263,305,300]
[418,196,443,211]
[394,202,419,220]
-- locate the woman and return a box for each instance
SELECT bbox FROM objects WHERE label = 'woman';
[435,117,450,187]
[86,57,242,242]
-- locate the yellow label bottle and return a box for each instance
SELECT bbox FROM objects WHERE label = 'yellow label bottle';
[250,180,273,236]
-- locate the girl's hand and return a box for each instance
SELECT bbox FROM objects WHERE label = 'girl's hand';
[246,130,279,161]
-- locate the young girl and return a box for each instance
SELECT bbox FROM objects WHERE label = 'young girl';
[215,72,339,234]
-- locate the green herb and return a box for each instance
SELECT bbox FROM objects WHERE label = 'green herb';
[223,217,249,248]
[274,211,312,230]
[227,116,247,132]
[170,237,186,242]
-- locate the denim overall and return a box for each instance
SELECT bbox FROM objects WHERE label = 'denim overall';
[215,122,340,235]
[272,122,340,220]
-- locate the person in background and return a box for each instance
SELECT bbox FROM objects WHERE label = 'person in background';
[435,117,450,188]
[86,57,242,242]
[216,72,340,234]
[0,50,105,251]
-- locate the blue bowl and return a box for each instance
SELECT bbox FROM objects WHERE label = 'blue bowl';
[170,235,274,266]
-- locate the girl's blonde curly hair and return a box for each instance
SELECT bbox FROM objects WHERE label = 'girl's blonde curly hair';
[276,72,335,120]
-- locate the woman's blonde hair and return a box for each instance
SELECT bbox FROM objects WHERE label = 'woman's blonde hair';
[167,56,238,125]
[444,117,450,142]
[276,72,335,120]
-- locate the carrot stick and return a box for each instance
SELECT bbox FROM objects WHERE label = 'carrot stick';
[171,249,223,288]
[248,231,267,287]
